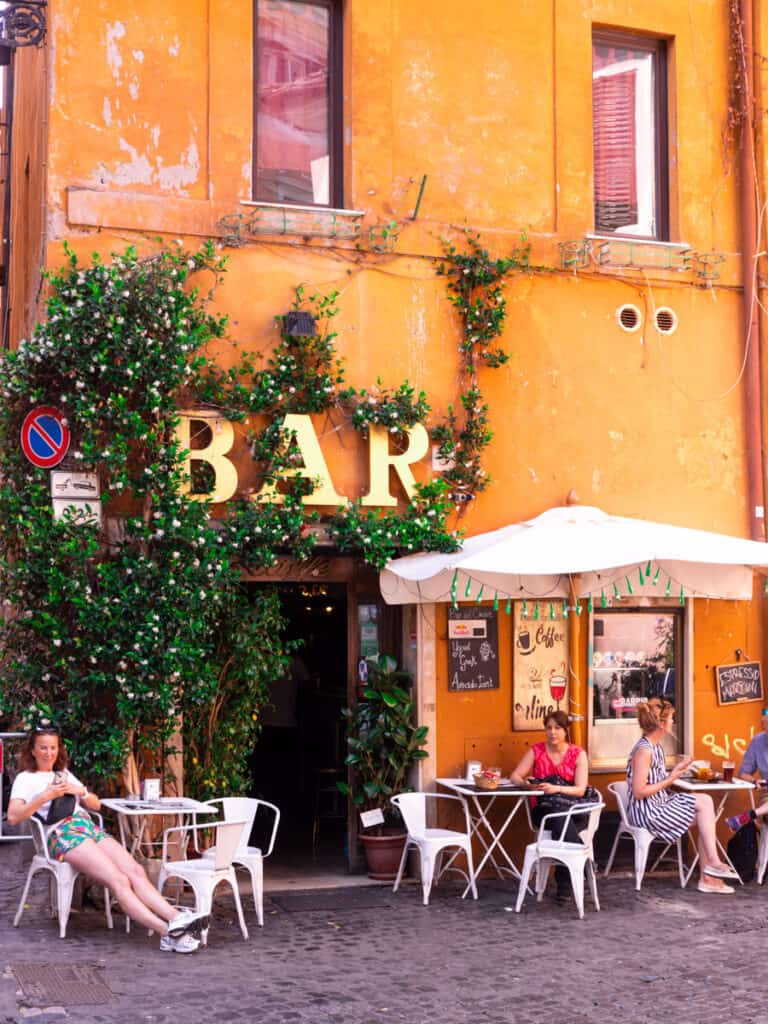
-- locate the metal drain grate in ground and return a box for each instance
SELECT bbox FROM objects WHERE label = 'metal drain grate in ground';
[11,963,115,1006]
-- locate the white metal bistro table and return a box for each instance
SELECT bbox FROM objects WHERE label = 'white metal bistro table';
[0,733,31,842]
[436,778,544,897]
[672,777,755,886]
[100,797,217,859]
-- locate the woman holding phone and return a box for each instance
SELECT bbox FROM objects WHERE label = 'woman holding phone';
[509,710,589,903]
[8,726,204,952]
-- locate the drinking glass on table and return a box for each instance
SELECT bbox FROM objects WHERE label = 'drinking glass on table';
[722,760,735,783]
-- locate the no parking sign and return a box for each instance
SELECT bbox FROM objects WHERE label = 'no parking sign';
[20,406,70,468]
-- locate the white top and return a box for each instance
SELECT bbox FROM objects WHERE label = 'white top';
[10,769,85,825]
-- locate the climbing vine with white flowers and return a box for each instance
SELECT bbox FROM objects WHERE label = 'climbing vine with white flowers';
[0,231,524,795]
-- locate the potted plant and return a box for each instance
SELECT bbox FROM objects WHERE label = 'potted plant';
[338,653,428,879]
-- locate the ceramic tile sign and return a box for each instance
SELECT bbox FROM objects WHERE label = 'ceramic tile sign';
[513,605,569,730]
[715,661,763,706]
[50,471,102,526]
[448,607,499,691]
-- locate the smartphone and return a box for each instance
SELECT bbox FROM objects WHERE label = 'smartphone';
[53,771,65,785]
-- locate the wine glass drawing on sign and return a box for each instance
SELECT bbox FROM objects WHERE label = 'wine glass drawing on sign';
[549,664,566,709]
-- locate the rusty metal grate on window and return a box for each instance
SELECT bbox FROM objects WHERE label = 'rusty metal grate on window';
[11,963,116,1006]
[219,202,364,245]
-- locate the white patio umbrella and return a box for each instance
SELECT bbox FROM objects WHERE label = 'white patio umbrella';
[379,504,768,605]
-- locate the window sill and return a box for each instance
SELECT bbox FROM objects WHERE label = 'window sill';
[585,233,691,250]
[560,233,698,274]
[240,200,365,217]
[64,188,366,245]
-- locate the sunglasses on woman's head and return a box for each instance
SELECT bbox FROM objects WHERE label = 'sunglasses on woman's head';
[33,726,59,735]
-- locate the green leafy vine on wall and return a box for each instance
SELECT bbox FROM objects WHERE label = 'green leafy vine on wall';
[433,229,531,509]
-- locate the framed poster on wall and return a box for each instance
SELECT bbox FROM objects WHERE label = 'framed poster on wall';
[512,604,569,730]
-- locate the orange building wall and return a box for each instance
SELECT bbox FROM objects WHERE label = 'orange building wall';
[17,1,768,797]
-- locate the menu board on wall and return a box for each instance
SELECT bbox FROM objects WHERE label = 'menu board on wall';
[715,661,763,706]
[513,605,569,730]
[448,607,499,691]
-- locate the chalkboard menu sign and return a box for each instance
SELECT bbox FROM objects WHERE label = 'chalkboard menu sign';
[448,607,499,691]
[715,661,763,706]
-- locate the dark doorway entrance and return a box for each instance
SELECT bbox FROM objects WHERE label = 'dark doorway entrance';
[248,583,348,874]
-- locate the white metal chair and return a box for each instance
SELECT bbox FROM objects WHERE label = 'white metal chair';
[515,801,605,919]
[14,813,114,938]
[391,792,478,906]
[199,797,280,926]
[159,818,249,945]
[603,781,685,890]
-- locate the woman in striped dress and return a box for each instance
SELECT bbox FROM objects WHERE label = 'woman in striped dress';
[626,700,739,894]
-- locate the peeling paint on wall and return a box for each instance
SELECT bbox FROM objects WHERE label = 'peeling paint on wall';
[157,138,200,190]
[113,137,154,186]
[105,21,126,83]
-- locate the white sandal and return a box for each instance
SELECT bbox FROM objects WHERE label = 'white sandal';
[697,882,735,894]
[703,864,740,881]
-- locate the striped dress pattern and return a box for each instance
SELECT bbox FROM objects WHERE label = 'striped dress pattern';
[626,736,696,842]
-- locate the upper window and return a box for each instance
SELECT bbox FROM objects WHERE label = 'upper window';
[253,0,343,208]
[592,31,668,240]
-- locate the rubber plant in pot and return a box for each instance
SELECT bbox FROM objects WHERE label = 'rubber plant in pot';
[338,653,429,879]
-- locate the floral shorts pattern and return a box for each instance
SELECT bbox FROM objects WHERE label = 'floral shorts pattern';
[47,812,107,861]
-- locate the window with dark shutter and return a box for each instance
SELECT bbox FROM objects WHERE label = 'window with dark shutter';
[592,32,668,240]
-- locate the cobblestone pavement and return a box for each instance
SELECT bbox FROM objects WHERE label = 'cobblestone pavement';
[1,840,767,1024]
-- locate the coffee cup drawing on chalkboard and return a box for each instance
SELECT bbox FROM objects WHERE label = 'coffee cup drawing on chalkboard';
[516,628,533,655]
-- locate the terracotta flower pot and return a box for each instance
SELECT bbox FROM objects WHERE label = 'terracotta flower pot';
[359,829,408,880]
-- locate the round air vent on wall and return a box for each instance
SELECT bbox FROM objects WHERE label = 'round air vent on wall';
[616,303,642,333]
[654,307,678,335]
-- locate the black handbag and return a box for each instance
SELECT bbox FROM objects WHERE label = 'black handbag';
[43,794,77,826]
[726,821,758,883]
[532,775,600,843]
[535,774,600,813]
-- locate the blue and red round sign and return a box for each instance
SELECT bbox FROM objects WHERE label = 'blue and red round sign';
[20,406,71,468]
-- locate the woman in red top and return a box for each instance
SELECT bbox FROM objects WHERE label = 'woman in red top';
[510,710,589,901]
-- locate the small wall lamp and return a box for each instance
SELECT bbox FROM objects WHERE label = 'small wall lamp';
[284,311,317,337]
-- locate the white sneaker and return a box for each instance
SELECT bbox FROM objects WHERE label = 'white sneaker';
[160,932,201,954]
[167,909,209,938]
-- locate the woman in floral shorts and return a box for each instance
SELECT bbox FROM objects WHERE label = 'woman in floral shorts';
[9,727,205,952]
[47,812,108,861]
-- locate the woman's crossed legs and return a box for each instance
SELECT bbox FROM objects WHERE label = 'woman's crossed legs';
[64,836,188,934]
